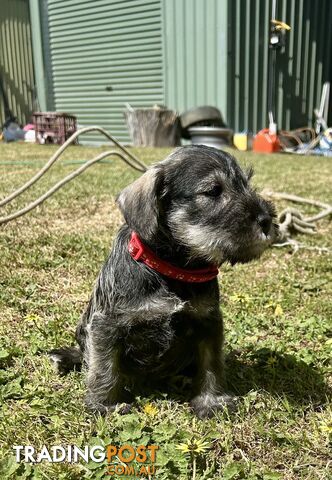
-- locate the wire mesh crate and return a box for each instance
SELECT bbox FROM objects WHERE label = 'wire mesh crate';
[32,112,77,145]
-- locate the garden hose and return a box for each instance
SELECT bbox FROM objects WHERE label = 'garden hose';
[0,126,147,225]
[0,129,330,254]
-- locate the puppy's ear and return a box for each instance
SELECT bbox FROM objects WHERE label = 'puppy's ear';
[116,167,163,241]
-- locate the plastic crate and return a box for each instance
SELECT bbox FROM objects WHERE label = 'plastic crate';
[32,112,77,145]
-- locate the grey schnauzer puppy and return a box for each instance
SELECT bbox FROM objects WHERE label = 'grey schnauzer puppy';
[50,145,277,418]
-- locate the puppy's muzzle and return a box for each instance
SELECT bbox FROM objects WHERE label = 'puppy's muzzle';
[257,213,272,236]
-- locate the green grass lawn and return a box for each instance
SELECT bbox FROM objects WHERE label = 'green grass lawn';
[0,143,331,480]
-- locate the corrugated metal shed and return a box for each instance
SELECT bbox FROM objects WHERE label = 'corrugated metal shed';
[0,0,35,126]
[227,0,332,132]
[162,0,228,117]
[34,0,332,140]
[47,0,164,144]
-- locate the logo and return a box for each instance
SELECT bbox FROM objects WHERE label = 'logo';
[13,444,159,477]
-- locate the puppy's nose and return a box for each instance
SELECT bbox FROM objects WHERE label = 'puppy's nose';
[257,213,272,236]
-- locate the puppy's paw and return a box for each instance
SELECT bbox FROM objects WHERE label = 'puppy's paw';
[190,393,236,419]
[85,396,132,416]
[113,402,133,415]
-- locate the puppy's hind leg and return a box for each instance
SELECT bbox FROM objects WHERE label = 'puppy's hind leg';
[85,313,133,415]
[48,298,90,374]
[49,347,83,374]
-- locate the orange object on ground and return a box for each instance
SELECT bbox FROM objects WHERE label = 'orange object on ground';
[253,128,281,153]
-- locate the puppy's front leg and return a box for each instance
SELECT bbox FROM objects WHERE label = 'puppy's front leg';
[84,313,133,414]
[191,321,233,418]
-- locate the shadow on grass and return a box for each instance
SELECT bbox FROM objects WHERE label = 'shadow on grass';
[39,347,330,411]
[117,348,330,409]
[226,347,330,407]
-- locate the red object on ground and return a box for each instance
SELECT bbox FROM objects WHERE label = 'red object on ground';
[253,128,281,153]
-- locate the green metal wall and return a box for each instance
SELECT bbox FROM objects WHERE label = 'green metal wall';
[0,0,35,126]
[162,0,228,119]
[37,0,332,140]
[227,0,332,132]
[47,0,164,144]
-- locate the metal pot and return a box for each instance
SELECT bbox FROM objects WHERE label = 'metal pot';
[188,126,233,148]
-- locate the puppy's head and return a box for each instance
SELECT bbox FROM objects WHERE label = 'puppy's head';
[117,145,277,265]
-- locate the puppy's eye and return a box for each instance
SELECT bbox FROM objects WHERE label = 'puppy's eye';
[202,185,222,197]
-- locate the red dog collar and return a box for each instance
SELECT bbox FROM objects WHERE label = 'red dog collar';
[128,232,219,283]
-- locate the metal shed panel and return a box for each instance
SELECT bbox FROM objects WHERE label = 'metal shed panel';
[0,0,35,126]
[162,0,228,120]
[47,0,164,144]
[227,0,332,132]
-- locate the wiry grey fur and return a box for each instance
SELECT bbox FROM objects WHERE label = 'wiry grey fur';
[50,145,277,418]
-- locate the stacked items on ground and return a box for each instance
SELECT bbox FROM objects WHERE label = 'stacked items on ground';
[1,112,77,145]
[124,104,233,148]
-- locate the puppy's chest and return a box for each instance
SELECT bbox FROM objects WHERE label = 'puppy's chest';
[170,279,220,316]
[171,291,220,335]
[181,296,217,319]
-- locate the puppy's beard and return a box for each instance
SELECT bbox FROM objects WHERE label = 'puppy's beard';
[255,222,278,247]
[168,213,273,265]
[168,219,231,265]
